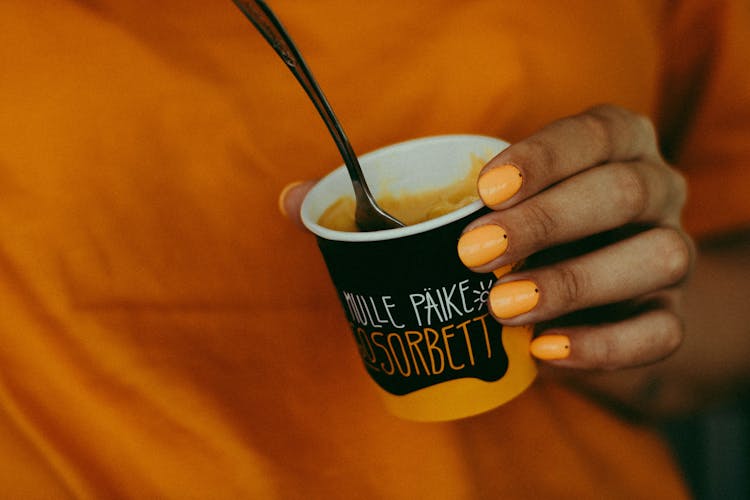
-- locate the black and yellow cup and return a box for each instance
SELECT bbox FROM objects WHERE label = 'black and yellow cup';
[301,135,537,421]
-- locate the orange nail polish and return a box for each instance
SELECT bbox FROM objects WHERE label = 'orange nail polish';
[493,259,525,279]
[457,225,508,267]
[492,264,514,279]
[477,165,523,206]
[530,335,571,360]
[489,280,539,319]
[278,181,304,217]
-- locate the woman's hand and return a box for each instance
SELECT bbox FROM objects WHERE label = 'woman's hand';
[457,104,693,372]
[279,104,699,415]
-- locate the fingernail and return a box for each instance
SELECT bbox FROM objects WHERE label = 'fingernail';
[493,259,525,279]
[492,264,514,279]
[457,225,508,267]
[530,335,570,360]
[489,280,539,319]
[477,165,523,206]
[278,181,304,217]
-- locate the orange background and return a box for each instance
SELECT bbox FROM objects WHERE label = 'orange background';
[2,0,749,497]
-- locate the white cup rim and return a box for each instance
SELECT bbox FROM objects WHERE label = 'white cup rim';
[304,198,486,242]
[301,134,508,242]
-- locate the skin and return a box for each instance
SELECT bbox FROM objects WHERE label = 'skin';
[281,104,750,419]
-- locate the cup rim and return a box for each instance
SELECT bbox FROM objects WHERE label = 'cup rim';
[301,134,506,242]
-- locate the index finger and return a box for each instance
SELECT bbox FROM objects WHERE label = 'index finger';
[478,104,662,209]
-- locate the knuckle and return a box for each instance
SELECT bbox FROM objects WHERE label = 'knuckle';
[523,201,559,244]
[667,167,688,212]
[554,264,587,307]
[652,228,693,284]
[589,332,619,370]
[577,110,614,160]
[584,105,660,160]
[651,310,685,361]
[586,103,622,121]
[661,311,685,355]
[611,166,650,220]
[633,112,657,143]
[633,113,663,159]
[524,137,559,179]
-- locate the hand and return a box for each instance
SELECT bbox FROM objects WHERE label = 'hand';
[457,104,694,372]
[278,104,695,413]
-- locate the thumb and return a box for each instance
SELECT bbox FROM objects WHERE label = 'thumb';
[278,180,318,229]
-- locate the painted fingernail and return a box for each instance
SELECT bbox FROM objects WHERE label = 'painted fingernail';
[489,280,539,319]
[477,165,523,206]
[457,225,508,267]
[492,264,514,279]
[530,335,571,360]
[493,260,525,279]
[278,181,304,217]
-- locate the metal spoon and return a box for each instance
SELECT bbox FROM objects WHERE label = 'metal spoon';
[233,0,404,231]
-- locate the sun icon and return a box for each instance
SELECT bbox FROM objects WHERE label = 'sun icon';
[472,279,493,308]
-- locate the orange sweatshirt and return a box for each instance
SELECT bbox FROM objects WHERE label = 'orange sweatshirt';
[1,0,749,498]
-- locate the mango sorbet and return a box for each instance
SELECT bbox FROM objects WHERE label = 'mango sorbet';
[318,155,485,231]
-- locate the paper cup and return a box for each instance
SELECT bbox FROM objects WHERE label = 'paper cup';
[301,135,537,421]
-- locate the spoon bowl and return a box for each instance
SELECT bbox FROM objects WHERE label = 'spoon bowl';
[233,0,404,231]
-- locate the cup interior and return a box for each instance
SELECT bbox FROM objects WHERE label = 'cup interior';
[301,135,510,242]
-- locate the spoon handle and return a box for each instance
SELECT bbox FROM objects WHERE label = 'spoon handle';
[233,0,396,227]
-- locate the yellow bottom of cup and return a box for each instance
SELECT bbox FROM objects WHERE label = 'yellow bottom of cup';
[376,325,537,422]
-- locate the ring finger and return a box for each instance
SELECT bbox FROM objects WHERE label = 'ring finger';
[487,227,691,324]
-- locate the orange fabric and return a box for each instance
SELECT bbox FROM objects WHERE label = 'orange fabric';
[2,0,748,498]
[656,0,750,237]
